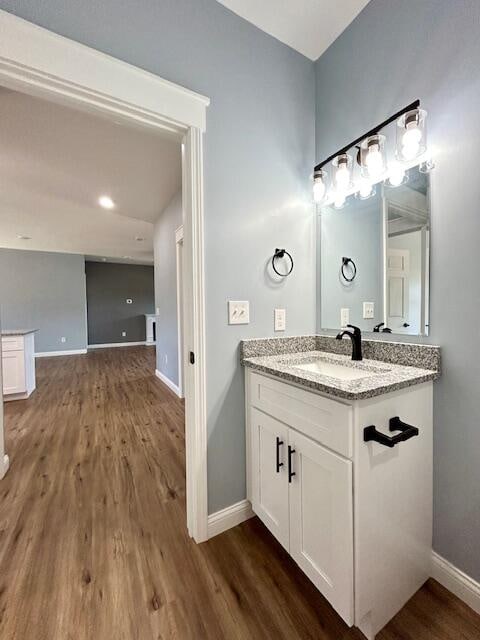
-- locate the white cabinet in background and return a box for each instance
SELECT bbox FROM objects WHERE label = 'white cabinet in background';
[246,369,433,640]
[1,332,36,401]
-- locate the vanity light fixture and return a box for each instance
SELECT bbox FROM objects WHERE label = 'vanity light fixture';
[396,108,427,161]
[356,179,376,200]
[313,168,328,203]
[332,153,352,190]
[333,191,347,209]
[312,99,432,205]
[387,162,407,187]
[360,134,386,180]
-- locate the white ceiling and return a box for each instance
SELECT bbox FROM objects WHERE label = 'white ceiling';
[217,0,370,60]
[0,88,182,264]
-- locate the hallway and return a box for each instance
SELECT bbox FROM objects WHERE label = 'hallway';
[0,347,478,639]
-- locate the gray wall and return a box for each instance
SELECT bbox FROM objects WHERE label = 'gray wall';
[85,261,154,345]
[0,248,87,352]
[153,191,182,386]
[0,0,316,513]
[315,0,480,581]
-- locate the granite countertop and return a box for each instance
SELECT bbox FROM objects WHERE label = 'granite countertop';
[1,329,38,336]
[243,350,439,400]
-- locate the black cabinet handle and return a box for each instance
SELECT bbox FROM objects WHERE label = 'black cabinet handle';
[275,437,284,473]
[288,445,296,482]
[364,416,419,448]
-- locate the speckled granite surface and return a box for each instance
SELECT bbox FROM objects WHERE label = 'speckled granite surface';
[242,350,439,400]
[241,334,441,372]
[1,329,37,336]
[240,335,440,400]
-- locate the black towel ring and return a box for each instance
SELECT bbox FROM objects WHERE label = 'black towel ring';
[341,256,357,282]
[272,248,294,277]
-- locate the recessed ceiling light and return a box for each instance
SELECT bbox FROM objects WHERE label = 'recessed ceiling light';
[102,258,107,262]
[98,195,115,210]
[17,235,31,240]
[123,255,133,260]
[135,236,144,242]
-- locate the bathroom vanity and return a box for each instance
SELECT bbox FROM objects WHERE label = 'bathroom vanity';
[242,336,440,640]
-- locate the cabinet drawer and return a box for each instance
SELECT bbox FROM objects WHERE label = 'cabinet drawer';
[2,335,24,352]
[249,372,352,458]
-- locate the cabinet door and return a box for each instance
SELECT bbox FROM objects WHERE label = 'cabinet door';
[288,429,354,625]
[250,408,289,550]
[2,351,26,394]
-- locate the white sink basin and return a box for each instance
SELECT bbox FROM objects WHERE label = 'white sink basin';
[293,360,374,381]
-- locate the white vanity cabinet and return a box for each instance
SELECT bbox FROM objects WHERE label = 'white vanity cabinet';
[246,369,433,640]
[1,332,36,400]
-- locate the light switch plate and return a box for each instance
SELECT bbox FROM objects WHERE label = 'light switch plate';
[228,300,250,325]
[274,308,286,331]
[341,308,350,328]
[363,301,374,319]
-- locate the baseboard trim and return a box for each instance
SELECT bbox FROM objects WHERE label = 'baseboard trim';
[207,499,254,539]
[0,454,10,480]
[88,341,147,349]
[432,551,480,615]
[35,349,87,357]
[155,369,181,397]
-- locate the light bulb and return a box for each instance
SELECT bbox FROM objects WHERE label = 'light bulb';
[365,145,384,178]
[334,192,346,209]
[313,177,326,203]
[335,166,350,189]
[402,126,422,160]
[358,179,374,199]
[388,163,406,187]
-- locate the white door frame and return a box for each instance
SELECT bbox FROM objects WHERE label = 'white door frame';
[175,225,185,399]
[0,11,210,542]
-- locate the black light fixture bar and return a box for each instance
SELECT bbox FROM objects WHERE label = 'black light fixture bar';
[314,99,420,172]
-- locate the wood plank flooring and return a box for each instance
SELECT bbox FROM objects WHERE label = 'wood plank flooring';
[0,346,478,639]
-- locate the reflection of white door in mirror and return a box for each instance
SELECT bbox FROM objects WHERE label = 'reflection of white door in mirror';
[387,248,410,332]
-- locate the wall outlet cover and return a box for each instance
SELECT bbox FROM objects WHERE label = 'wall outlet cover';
[363,301,375,319]
[341,308,350,328]
[274,308,286,331]
[122,331,127,337]
[228,301,250,325]
[61,337,66,343]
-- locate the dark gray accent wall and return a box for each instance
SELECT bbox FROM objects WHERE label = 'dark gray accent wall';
[0,248,87,352]
[315,0,480,581]
[0,0,317,514]
[154,191,182,386]
[85,262,154,345]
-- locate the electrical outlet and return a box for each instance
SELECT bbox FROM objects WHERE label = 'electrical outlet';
[340,308,350,328]
[274,308,286,331]
[61,337,66,343]
[363,302,375,319]
[228,301,250,325]
[164,354,168,364]
[156,307,160,315]
[122,331,127,337]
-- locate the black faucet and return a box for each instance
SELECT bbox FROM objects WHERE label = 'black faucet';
[373,322,392,333]
[336,324,363,361]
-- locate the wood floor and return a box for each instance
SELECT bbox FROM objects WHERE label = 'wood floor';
[0,346,478,639]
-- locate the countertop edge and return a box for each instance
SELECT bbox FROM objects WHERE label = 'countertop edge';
[243,359,439,401]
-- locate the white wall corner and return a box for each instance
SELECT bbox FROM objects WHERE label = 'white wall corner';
[0,454,10,480]
[155,369,182,397]
[207,499,255,539]
[432,551,480,616]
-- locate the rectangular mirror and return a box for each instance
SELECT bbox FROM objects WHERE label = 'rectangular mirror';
[317,165,430,336]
